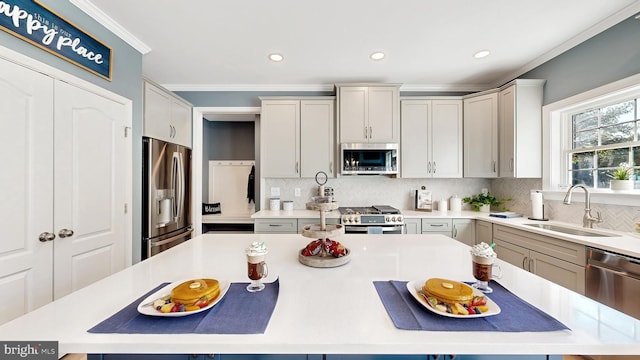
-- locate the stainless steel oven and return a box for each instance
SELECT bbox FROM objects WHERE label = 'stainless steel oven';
[338,205,404,234]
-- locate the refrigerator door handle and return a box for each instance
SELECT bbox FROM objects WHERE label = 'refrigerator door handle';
[172,151,185,222]
[150,227,193,248]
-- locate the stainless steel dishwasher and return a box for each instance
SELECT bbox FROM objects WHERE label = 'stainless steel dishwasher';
[586,247,640,319]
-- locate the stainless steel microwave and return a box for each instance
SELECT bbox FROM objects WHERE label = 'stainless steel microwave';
[340,143,398,175]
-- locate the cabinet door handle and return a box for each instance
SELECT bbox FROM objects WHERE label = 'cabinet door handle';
[522,256,528,270]
[427,161,431,173]
[529,258,534,272]
[329,162,333,174]
[39,232,56,242]
[453,225,458,238]
[364,126,368,139]
[369,126,372,139]
[492,160,496,173]
[58,228,74,238]
[433,161,436,174]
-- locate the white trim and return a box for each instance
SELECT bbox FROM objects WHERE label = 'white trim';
[192,106,262,236]
[69,0,152,54]
[542,72,640,205]
[493,1,640,87]
[165,83,491,93]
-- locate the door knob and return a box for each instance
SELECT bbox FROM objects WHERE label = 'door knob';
[39,232,56,242]
[58,229,74,238]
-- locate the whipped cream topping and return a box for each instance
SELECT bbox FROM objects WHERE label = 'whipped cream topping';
[246,241,268,256]
[470,242,496,259]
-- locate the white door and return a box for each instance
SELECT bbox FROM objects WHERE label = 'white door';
[0,59,55,324]
[53,81,127,299]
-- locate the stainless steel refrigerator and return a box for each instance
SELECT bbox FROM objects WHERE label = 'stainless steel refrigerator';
[142,137,192,259]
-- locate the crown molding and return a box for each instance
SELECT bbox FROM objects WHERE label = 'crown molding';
[165,83,335,92]
[70,0,151,54]
[492,1,640,87]
[165,83,491,93]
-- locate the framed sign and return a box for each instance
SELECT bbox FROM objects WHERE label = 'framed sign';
[0,0,112,80]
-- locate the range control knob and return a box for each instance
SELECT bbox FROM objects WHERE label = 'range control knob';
[397,216,403,223]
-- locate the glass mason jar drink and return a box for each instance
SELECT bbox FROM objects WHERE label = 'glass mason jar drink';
[470,242,501,293]
[246,242,268,292]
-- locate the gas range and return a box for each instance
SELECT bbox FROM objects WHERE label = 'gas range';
[338,205,404,226]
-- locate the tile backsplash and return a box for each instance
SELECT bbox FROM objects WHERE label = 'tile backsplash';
[262,176,639,233]
[263,177,491,211]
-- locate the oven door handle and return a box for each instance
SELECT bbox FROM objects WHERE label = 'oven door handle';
[345,225,405,233]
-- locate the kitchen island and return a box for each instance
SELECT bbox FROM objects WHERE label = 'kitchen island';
[1,234,639,358]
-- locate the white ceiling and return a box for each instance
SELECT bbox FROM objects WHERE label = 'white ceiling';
[75,0,640,92]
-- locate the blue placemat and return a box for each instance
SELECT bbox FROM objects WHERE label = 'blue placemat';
[373,280,569,332]
[88,279,279,334]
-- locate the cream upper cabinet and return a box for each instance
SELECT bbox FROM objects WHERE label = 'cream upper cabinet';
[143,80,192,148]
[337,84,400,143]
[463,91,498,178]
[401,99,462,178]
[261,97,335,178]
[300,99,335,178]
[498,79,545,178]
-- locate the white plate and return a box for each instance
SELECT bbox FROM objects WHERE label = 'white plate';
[137,279,230,317]
[406,280,501,318]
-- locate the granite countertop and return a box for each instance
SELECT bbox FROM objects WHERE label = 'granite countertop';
[1,234,639,356]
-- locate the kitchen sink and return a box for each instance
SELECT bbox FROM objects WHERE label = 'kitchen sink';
[523,223,620,237]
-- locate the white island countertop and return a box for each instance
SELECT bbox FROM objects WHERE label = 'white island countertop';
[1,234,639,356]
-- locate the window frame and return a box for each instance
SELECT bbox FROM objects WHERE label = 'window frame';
[543,73,640,206]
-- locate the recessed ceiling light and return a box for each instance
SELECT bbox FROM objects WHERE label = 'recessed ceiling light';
[370,52,385,61]
[473,50,491,59]
[268,53,284,62]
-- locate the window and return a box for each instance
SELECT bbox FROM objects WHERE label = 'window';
[567,99,640,188]
[544,74,640,205]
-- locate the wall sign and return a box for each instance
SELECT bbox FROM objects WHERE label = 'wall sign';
[0,0,112,80]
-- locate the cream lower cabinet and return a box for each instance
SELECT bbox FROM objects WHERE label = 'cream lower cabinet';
[463,91,498,178]
[475,220,493,245]
[261,98,335,178]
[452,219,475,246]
[404,219,421,234]
[254,219,298,234]
[492,225,586,294]
[401,99,463,178]
[421,219,452,236]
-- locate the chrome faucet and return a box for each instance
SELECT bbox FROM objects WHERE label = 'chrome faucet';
[563,185,602,228]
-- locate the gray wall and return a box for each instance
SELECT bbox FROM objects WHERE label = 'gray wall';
[522,15,640,105]
[0,0,145,262]
[202,120,255,201]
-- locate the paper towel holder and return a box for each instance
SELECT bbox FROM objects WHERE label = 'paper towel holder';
[528,190,549,221]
